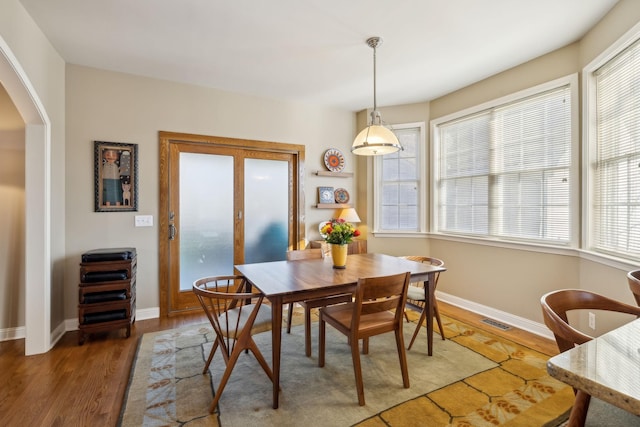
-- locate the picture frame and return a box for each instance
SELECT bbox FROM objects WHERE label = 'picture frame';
[94,141,138,212]
[318,186,335,204]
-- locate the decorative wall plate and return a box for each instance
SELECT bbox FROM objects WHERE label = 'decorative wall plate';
[323,148,345,172]
[334,188,350,204]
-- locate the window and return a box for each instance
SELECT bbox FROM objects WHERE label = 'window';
[374,123,425,234]
[433,78,574,245]
[586,36,640,260]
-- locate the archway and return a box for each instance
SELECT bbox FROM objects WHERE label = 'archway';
[0,36,51,355]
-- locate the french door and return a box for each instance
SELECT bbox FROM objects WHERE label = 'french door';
[159,132,305,316]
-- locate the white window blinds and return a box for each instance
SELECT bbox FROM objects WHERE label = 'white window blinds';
[593,38,640,259]
[437,85,571,243]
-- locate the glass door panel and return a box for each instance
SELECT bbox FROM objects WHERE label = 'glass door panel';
[179,152,234,290]
[244,158,289,263]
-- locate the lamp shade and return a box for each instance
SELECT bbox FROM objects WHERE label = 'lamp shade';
[351,124,401,156]
[338,208,361,223]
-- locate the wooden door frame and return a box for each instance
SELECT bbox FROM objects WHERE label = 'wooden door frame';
[159,131,306,317]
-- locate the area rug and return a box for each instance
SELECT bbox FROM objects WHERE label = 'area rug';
[119,312,574,426]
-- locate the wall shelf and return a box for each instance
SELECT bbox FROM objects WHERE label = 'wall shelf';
[314,171,353,178]
[315,203,351,209]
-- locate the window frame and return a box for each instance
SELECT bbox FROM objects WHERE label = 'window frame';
[583,21,640,262]
[372,122,427,237]
[430,74,580,247]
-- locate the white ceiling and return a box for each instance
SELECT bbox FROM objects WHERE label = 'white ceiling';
[17,0,619,112]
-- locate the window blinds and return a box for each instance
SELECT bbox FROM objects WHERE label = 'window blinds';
[438,86,571,243]
[593,38,640,258]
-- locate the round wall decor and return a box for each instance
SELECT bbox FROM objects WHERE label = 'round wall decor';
[323,148,345,172]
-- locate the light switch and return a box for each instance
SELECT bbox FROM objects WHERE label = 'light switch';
[135,215,154,227]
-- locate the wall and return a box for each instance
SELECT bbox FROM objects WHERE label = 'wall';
[363,0,640,335]
[64,65,355,319]
[0,0,66,352]
[0,142,25,330]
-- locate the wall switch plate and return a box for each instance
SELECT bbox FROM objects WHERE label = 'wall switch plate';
[135,215,153,227]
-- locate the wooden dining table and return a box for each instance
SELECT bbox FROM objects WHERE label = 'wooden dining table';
[546,317,640,425]
[235,252,446,409]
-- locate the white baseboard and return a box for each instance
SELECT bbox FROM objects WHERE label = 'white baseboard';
[2,301,553,345]
[437,291,554,341]
[0,326,25,341]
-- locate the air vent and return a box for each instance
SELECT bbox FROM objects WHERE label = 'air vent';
[481,318,512,331]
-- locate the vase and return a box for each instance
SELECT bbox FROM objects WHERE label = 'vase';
[331,243,348,269]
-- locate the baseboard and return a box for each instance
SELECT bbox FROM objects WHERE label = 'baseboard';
[437,291,554,341]
[0,326,25,342]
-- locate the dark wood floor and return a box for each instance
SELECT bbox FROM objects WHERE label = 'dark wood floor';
[0,302,558,426]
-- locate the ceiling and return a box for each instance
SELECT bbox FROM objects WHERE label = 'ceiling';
[16,0,619,112]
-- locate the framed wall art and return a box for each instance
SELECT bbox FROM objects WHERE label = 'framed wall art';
[94,140,138,212]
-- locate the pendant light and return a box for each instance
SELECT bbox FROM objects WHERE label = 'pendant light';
[351,37,402,156]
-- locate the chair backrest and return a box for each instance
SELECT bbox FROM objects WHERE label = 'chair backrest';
[286,248,323,261]
[401,256,444,286]
[352,271,411,332]
[628,270,640,306]
[193,275,267,356]
[540,289,640,353]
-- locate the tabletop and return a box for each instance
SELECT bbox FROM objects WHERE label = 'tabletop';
[547,317,640,415]
[235,252,444,298]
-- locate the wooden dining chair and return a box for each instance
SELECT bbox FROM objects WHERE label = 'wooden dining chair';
[318,271,411,406]
[193,275,274,413]
[285,248,353,357]
[540,289,640,426]
[627,270,640,306]
[400,256,445,350]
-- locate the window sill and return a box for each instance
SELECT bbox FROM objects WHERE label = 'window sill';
[371,231,429,238]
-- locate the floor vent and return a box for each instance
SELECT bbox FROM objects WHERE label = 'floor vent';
[481,318,512,331]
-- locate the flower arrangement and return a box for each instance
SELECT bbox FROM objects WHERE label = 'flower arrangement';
[321,218,360,245]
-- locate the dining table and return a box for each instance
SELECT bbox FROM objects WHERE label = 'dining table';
[235,252,446,409]
[546,317,640,426]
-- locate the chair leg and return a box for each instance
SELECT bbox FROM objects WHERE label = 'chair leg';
[407,302,446,351]
[203,339,220,374]
[350,335,366,406]
[246,338,274,381]
[208,344,244,413]
[318,316,326,367]
[304,306,312,357]
[403,310,410,323]
[286,303,294,333]
[434,301,445,340]
[407,308,427,350]
[208,337,274,414]
[567,390,591,427]
[395,328,410,389]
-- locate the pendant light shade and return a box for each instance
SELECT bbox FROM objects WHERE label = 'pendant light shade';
[352,37,402,156]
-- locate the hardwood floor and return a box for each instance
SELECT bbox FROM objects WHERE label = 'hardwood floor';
[0,304,558,427]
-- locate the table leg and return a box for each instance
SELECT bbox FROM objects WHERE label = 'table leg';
[271,296,283,409]
[426,272,435,356]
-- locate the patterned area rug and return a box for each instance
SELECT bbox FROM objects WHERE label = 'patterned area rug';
[119,311,573,426]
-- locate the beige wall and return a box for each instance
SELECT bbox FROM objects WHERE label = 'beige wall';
[1,0,66,349]
[364,0,640,335]
[2,0,640,346]
[65,65,356,317]
[0,144,25,329]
